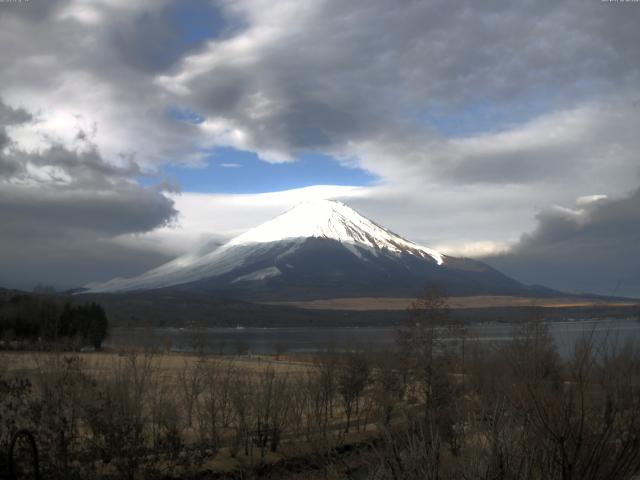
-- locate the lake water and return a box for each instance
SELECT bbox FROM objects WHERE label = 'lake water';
[107,318,640,357]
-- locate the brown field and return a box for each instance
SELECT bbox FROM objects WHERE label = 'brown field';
[4,322,640,479]
[0,350,311,376]
[0,349,353,477]
[265,295,639,311]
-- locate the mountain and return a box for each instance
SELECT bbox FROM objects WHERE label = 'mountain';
[84,200,552,300]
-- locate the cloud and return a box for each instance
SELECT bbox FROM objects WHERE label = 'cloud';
[0,99,177,289]
[160,0,640,170]
[0,183,177,289]
[0,183,176,236]
[0,0,214,171]
[0,0,639,293]
[4,0,640,185]
[485,189,640,298]
[0,101,32,175]
[120,182,536,261]
[0,101,31,126]
[108,0,227,73]
[433,241,511,259]
[150,0,640,268]
[119,185,367,255]
[4,0,640,181]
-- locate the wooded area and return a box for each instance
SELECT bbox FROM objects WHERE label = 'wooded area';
[0,294,109,349]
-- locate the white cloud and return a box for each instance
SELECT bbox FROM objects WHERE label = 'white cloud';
[576,194,608,206]
[435,241,511,259]
[109,184,366,256]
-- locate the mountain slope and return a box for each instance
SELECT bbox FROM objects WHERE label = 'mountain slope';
[85,200,544,300]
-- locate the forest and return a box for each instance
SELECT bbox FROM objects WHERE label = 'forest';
[0,294,109,350]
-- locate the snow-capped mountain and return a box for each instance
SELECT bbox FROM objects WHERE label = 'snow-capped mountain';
[226,200,444,264]
[85,200,533,299]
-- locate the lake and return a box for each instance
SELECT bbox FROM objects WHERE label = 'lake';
[107,318,640,357]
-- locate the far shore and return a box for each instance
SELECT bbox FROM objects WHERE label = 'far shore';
[263,295,640,311]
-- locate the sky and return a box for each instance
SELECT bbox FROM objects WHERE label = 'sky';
[0,0,639,297]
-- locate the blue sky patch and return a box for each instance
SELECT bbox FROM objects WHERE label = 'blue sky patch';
[167,106,205,124]
[169,0,225,46]
[150,147,376,194]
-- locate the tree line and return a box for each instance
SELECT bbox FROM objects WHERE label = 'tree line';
[0,294,109,349]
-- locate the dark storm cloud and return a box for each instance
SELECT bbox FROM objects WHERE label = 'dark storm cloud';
[0,101,31,125]
[12,146,142,187]
[0,101,32,176]
[0,184,177,237]
[0,152,23,178]
[0,231,173,292]
[0,183,176,290]
[0,180,178,289]
[0,0,68,22]
[164,0,640,171]
[110,0,226,73]
[0,99,178,289]
[486,189,640,298]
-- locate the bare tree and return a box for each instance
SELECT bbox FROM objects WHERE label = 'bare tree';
[372,356,402,427]
[196,358,235,455]
[177,357,205,428]
[396,284,450,401]
[252,366,291,456]
[338,350,371,433]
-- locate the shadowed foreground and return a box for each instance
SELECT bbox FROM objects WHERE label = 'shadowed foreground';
[2,309,640,479]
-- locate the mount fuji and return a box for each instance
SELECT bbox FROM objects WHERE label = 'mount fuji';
[84,200,547,300]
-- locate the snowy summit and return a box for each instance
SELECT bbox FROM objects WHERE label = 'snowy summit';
[227,200,443,263]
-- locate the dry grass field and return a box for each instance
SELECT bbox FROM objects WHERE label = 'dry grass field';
[0,349,378,476]
[3,316,640,479]
[0,348,383,478]
[0,350,311,377]
[265,295,639,311]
